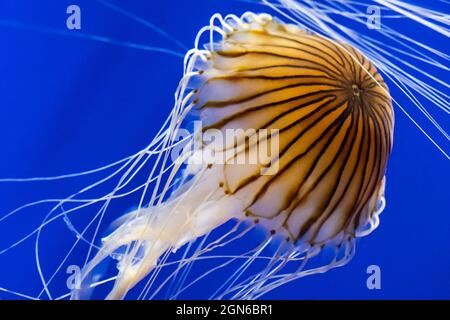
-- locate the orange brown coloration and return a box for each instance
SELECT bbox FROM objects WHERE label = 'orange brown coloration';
[195,20,394,245]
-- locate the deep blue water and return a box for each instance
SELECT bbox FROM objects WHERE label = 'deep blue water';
[0,0,449,299]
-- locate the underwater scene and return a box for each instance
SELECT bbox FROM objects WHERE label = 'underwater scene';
[0,0,449,300]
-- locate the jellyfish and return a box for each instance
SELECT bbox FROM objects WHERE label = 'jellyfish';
[2,0,448,301]
[65,12,394,300]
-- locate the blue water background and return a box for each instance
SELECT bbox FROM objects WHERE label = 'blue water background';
[0,0,448,299]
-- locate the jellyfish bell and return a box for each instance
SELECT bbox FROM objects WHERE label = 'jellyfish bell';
[74,12,393,300]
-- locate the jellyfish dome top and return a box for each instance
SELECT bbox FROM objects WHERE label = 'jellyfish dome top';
[72,12,393,300]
